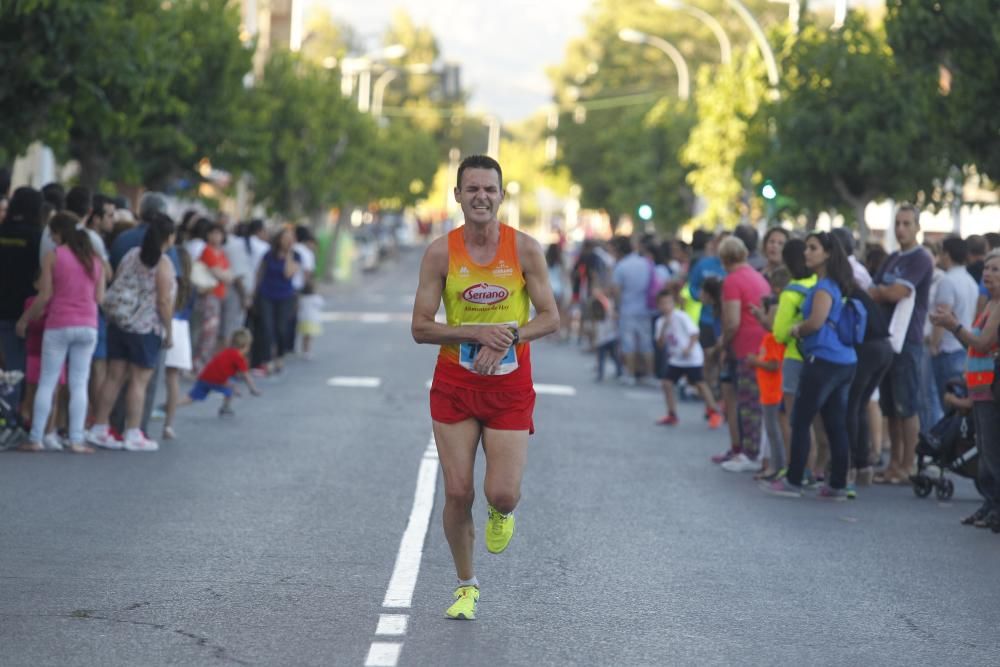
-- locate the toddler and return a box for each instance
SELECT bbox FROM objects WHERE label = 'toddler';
[654,289,722,428]
[178,328,260,417]
[297,282,325,360]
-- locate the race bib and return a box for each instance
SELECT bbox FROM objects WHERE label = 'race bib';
[459,321,519,375]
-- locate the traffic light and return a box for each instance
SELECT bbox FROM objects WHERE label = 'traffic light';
[637,204,654,221]
[761,179,777,201]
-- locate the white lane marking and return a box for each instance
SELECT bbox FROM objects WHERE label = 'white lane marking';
[424,379,577,397]
[382,434,439,608]
[375,614,409,636]
[327,377,382,388]
[534,383,576,396]
[364,642,402,667]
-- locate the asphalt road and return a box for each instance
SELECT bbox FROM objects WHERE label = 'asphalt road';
[2,245,998,667]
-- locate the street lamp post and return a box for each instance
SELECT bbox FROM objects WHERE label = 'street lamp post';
[371,63,432,117]
[723,0,780,93]
[656,0,732,65]
[347,43,408,113]
[618,28,690,102]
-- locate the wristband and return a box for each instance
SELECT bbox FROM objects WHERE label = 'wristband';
[953,323,963,336]
[509,327,520,346]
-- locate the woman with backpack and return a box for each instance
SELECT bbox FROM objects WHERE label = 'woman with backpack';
[763,232,858,500]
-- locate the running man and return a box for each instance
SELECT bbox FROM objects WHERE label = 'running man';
[411,155,560,620]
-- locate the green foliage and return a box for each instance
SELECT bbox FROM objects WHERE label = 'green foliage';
[682,47,767,228]
[886,0,1000,181]
[547,0,784,228]
[750,13,948,234]
[248,52,374,217]
[0,0,254,190]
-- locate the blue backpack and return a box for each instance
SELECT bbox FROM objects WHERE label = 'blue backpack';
[834,296,868,346]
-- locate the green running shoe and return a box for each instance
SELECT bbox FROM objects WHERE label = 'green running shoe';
[485,504,515,554]
[445,585,479,620]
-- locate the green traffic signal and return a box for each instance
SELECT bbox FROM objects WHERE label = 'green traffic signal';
[761,180,777,201]
[638,204,654,221]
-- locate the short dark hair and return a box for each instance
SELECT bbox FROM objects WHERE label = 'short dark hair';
[967,234,988,257]
[65,185,92,217]
[41,182,65,210]
[985,232,1000,250]
[92,193,115,213]
[611,235,633,257]
[896,203,920,225]
[456,154,502,191]
[691,229,712,253]
[733,224,759,254]
[941,236,968,265]
[295,224,314,243]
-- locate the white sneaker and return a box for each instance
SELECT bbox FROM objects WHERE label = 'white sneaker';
[41,432,65,451]
[86,428,124,450]
[721,453,762,473]
[123,431,159,452]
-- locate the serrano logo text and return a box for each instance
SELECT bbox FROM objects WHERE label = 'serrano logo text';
[462,283,509,305]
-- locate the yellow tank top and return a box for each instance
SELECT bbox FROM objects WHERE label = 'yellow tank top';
[434,224,533,390]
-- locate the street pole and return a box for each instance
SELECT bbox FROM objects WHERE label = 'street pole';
[832,0,848,29]
[618,29,691,102]
[485,115,500,159]
[724,0,780,94]
[656,0,732,65]
[371,70,399,117]
[371,63,432,117]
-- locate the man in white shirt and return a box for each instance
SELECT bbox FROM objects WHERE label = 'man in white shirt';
[930,236,979,407]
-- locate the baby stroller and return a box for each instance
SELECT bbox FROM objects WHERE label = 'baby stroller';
[0,370,29,451]
[911,382,980,501]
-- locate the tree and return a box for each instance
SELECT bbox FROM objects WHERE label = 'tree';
[682,47,767,228]
[0,0,255,191]
[886,0,1000,183]
[248,51,373,218]
[547,0,785,231]
[750,13,948,242]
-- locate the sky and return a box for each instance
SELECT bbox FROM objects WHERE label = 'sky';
[320,0,592,122]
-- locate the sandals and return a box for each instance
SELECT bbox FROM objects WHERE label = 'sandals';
[66,443,95,454]
[873,470,908,485]
[15,441,44,452]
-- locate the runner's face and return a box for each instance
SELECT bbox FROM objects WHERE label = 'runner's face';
[455,168,503,225]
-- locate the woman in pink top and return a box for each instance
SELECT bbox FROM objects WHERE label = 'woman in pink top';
[716,236,771,471]
[16,212,105,453]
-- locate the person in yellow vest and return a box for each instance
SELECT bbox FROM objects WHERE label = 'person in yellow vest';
[411,155,560,620]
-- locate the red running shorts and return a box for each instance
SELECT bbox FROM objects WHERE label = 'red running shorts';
[430,380,536,434]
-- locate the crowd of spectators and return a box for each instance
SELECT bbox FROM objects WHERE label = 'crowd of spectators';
[550,212,1000,530]
[0,176,323,453]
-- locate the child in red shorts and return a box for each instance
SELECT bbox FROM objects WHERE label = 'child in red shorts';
[179,328,260,417]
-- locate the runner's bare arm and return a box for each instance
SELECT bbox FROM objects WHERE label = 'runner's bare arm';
[515,233,561,343]
[411,238,514,351]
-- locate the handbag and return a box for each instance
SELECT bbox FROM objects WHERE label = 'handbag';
[103,258,145,331]
[190,260,219,291]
